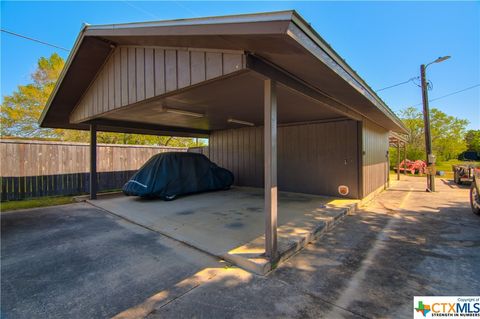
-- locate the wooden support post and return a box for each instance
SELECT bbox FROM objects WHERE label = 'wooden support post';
[90,124,97,200]
[397,141,400,181]
[403,143,407,175]
[386,150,390,189]
[264,79,278,261]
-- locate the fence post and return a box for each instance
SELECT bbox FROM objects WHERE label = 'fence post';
[90,125,97,200]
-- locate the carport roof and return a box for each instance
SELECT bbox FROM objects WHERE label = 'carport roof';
[389,131,409,147]
[39,10,408,135]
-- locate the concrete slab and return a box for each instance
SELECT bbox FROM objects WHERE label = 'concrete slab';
[88,187,358,274]
[0,203,222,319]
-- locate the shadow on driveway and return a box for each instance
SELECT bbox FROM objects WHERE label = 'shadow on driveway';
[1,203,220,319]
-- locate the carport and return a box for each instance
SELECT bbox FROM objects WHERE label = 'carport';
[40,11,407,272]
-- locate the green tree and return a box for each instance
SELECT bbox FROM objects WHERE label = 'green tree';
[390,106,469,166]
[430,108,468,160]
[1,53,206,148]
[397,107,426,161]
[465,130,480,152]
[59,130,206,146]
[1,53,65,137]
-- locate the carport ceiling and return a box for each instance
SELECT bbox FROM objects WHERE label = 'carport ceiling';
[100,71,346,131]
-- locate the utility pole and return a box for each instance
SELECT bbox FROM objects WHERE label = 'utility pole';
[420,64,435,192]
[420,55,450,192]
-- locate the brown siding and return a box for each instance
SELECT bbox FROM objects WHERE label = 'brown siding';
[120,47,129,106]
[70,46,245,123]
[154,49,165,95]
[208,120,359,198]
[191,51,206,84]
[128,47,136,104]
[144,48,155,99]
[206,52,222,79]
[136,48,145,101]
[165,49,177,92]
[362,119,389,196]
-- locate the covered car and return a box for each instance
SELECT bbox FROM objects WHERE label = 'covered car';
[122,152,234,200]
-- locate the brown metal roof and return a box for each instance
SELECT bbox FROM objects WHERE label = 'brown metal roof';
[40,10,408,135]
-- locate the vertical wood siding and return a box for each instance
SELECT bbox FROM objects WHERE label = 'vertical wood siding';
[362,119,389,196]
[208,120,359,198]
[70,46,245,123]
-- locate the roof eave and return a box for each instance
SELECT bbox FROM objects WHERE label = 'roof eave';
[39,24,89,127]
[85,10,295,31]
[290,11,407,134]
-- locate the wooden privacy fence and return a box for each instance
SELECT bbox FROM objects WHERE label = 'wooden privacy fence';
[0,139,190,201]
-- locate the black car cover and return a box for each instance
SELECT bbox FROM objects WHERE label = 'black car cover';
[122,152,234,200]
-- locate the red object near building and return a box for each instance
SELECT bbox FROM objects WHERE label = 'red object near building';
[395,159,427,175]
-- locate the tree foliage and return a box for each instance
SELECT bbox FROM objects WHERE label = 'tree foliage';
[398,107,425,161]
[60,130,205,147]
[430,108,469,160]
[1,54,206,147]
[390,106,469,166]
[465,130,480,153]
[1,53,64,137]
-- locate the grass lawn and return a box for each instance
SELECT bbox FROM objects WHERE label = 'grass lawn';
[436,159,479,179]
[436,159,480,171]
[1,196,75,212]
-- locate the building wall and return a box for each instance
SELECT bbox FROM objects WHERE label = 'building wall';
[208,119,360,199]
[70,46,246,123]
[362,118,389,196]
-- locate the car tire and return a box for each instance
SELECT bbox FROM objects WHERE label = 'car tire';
[470,182,480,215]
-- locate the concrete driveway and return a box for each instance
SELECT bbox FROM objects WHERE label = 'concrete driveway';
[143,176,480,318]
[2,176,479,318]
[1,203,222,319]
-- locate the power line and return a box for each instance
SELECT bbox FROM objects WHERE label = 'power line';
[173,1,200,17]
[376,76,419,92]
[122,1,160,20]
[412,84,480,106]
[1,29,70,52]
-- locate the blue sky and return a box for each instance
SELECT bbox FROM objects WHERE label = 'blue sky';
[1,1,479,129]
